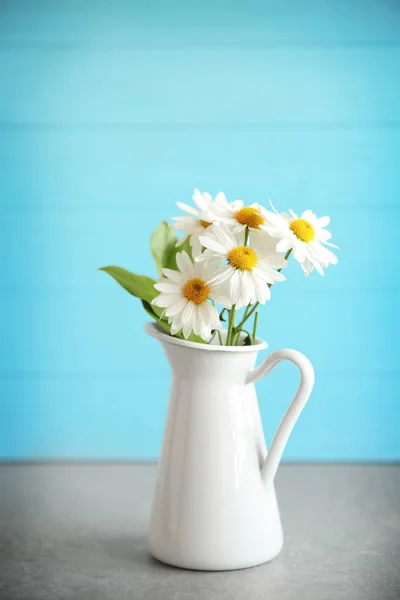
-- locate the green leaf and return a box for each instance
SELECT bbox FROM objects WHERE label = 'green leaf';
[100,257,206,344]
[187,331,207,344]
[165,236,193,270]
[150,221,178,276]
[243,334,252,346]
[99,266,157,303]
[150,220,194,275]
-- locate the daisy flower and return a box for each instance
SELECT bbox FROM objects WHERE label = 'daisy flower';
[151,251,225,341]
[260,203,339,276]
[172,189,242,257]
[196,224,286,309]
[221,203,270,234]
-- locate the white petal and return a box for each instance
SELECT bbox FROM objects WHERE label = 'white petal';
[324,241,340,250]
[262,254,287,270]
[251,229,277,253]
[317,229,332,242]
[203,302,222,331]
[301,258,314,277]
[176,251,195,278]
[268,200,281,216]
[301,209,314,221]
[280,212,293,223]
[154,282,181,294]
[310,241,338,265]
[152,293,182,308]
[176,201,199,217]
[172,217,203,236]
[211,223,237,248]
[199,303,213,339]
[232,223,247,234]
[267,269,286,282]
[252,274,269,303]
[170,317,183,335]
[321,246,338,265]
[202,191,213,204]
[181,300,194,323]
[317,216,330,228]
[175,233,189,246]
[181,303,195,338]
[230,200,243,211]
[190,234,203,258]
[215,223,238,249]
[263,226,288,239]
[292,241,307,263]
[313,260,325,276]
[161,268,185,284]
[276,237,293,253]
[194,258,219,281]
[165,297,187,317]
[193,305,203,336]
[262,210,286,228]
[252,265,271,282]
[228,269,241,304]
[235,271,250,308]
[208,265,234,286]
[199,236,228,254]
[183,321,193,339]
[214,191,227,206]
[192,189,207,211]
[210,308,223,331]
[209,286,232,309]
[243,271,255,305]
[253,265,285,284]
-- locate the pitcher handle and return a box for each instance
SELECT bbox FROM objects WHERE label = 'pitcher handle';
[246,349,315,487]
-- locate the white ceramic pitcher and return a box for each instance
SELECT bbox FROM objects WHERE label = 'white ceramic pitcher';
[145,322,314,571]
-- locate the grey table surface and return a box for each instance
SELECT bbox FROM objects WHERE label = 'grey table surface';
[0,464,399,600]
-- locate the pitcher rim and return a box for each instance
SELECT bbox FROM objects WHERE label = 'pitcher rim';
[144,322,268,353]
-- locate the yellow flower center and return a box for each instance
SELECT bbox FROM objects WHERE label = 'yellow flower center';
[200,219,212,228]
[289,218,315,243]
[234,207,265,229]
[228,246,258,271]
[182,278,210,305]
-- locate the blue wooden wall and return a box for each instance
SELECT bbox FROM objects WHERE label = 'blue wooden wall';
[1,0,399,460]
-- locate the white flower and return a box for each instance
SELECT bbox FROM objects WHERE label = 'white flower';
[172,189,242,257]
[260,203,339,276]
[151,251,224,340]
[196,224,286,309]
[220,203,270,234]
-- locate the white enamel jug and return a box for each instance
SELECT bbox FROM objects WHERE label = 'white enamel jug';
[145,322,315,571]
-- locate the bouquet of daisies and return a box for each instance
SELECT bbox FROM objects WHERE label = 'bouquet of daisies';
[101,190,338,346]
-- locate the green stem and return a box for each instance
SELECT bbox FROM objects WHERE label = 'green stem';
[284,248,292,261]
[242,304,250,321]
[233,329,242,346]
[226,304,236,346]
[235,302,259,332]
[252,311,259,345]
[234,303,251,333]
[244,227,249,246]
